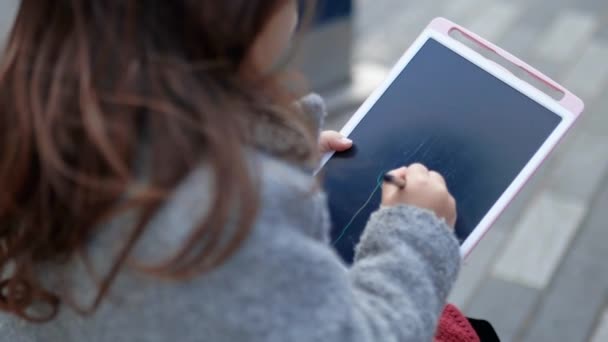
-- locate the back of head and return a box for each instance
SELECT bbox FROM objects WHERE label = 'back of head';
[0,0,316,322]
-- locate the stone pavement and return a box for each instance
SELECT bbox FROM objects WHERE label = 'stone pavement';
[324,0,608,341]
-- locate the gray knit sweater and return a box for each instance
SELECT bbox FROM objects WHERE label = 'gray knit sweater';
[1,96,461,342]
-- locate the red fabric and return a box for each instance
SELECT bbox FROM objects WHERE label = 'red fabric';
[435,304,480,342]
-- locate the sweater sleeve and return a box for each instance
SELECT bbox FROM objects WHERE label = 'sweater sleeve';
[34,190,461,342]
[349,205,462,341]
[256,205,461,342]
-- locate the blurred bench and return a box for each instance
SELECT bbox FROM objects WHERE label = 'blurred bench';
[297,1,390,129]
[0,0,19,48]
[296,0,354,91]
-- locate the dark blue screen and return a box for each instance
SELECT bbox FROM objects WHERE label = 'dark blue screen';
[323,39,562,263]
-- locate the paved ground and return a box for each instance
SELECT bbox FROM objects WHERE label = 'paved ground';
[324,0,608,341]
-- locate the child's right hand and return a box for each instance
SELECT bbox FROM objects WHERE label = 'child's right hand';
[381,164,457,229]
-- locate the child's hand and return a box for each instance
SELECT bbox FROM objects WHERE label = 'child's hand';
[381,164,457,229]
[319,131,353,153]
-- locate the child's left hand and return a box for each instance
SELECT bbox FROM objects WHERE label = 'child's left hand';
[319,131,353,153]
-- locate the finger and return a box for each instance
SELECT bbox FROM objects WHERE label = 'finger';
[449,195,457,210]
[381,176,401,200]
[381,180,399,196]
[319,131,353,153]
[448,196,457,228]
[408,163,429,175]
[387,166,408,180]
[383,167,407,194]
[429,171,447,187]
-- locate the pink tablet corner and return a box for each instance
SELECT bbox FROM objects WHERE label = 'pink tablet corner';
[426,17,585,258]
[428,17,585,117]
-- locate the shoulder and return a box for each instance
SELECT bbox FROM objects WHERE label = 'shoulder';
[130,150,331,264]
[19,152,334,341]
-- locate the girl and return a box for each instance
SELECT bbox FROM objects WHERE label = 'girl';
[0,1,460,341]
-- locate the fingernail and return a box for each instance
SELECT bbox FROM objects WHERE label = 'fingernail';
[340,137,353,145]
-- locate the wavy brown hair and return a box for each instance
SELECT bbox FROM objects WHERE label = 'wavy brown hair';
[0,0,317,322]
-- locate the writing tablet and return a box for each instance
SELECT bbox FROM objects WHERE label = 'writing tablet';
[319,18,584,263]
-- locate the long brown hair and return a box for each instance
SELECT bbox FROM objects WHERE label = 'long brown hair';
[0,0,316,322]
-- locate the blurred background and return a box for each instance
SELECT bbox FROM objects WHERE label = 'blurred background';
[1,0,608,341]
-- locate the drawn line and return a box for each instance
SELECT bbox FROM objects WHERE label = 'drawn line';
[332,136,437,245]
[407,138,430,160]
[420,136,438,160]
[333,171,385,245]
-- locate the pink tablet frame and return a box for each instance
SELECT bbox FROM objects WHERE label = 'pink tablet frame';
[428,18,584,257]
[318,17,585,259]
[429,18,584,115]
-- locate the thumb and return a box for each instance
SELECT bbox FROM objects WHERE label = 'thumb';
[320,131,353,153]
